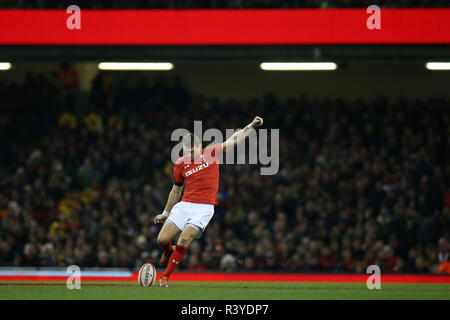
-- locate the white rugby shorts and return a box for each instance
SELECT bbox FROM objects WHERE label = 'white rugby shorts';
[166,201,214,238]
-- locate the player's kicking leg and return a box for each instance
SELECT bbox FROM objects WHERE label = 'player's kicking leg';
[159,225,199,287]
[156,221,180,267]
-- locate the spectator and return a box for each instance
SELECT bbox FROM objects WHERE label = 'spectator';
[437,237,450,274]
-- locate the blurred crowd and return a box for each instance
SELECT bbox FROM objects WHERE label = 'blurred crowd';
[2,0,449,9]
[0,67,449,274]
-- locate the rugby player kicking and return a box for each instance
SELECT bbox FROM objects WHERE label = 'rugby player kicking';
[153,116,263,287]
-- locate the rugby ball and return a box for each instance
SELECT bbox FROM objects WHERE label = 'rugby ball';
[138,263,157,287]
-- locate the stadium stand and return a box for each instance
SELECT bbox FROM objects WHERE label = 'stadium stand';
[0,70,449,274]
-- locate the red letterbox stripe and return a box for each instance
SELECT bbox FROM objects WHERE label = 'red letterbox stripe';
[0,9,449,45]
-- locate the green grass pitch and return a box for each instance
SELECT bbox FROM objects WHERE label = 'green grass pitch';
[0,282,449,300]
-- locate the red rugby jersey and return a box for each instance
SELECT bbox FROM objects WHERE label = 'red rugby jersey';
[173,143,222,205]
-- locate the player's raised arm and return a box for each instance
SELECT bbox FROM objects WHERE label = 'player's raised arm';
[222,116,263,153]
[153,184,183,224]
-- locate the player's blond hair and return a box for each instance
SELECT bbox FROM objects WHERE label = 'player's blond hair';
[182,133,201,148]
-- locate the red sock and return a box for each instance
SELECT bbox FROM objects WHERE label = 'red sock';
[162,244,187,279]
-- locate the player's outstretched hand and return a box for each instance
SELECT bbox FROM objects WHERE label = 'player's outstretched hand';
[153,214,168,224]
[250,116,263,128]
